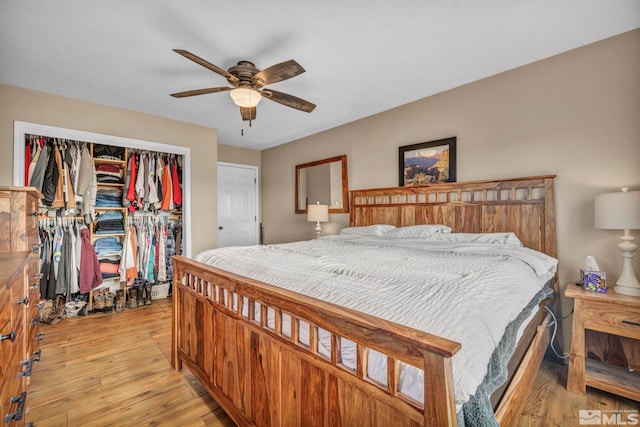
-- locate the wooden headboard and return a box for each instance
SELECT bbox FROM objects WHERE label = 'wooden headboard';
[349,175,557,258]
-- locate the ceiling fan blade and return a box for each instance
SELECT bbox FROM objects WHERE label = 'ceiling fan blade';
[170,87,232,98]
[173,49,239,83]
[240,106,257,121]
[262,89,316,113]
[253,60,305,86]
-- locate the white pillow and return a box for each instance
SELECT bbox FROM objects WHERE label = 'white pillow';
[382,224,452,239]
[339,224,396,236]
[426,232,523,246]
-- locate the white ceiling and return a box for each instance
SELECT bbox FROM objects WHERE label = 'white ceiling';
[1,1,638,150]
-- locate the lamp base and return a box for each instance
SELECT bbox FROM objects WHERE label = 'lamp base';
[615,284,640,296]
[615,231,639,297]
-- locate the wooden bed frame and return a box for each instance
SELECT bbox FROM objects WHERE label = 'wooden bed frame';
[171,175,558,426]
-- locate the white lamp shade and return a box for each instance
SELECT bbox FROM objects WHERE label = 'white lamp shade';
[595,189,640,230]
[229,88,262,108]
[307,203,329,222]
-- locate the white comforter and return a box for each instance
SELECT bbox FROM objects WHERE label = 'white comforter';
[195,235,557,410]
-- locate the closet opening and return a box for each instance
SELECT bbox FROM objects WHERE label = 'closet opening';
[13,121,191,318]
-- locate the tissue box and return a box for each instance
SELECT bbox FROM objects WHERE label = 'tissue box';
[581,269,607,292]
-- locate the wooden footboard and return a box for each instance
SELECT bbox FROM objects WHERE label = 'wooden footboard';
[172,256,461,426]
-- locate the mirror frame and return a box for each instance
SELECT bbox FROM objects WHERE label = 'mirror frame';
[295,155,349,214]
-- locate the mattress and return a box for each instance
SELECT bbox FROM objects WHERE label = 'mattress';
[194,233,557,413]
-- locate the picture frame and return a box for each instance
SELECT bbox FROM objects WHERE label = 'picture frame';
[398,137,456,186]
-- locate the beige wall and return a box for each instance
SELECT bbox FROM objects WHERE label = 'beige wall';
[262,29,640,351]
[0,84,219,254]
[218,144,261,167]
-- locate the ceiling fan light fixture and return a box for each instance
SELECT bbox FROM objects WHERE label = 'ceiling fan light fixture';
[230,87,262,108]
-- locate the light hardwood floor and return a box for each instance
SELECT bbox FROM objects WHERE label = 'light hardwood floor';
[26,298,637,426]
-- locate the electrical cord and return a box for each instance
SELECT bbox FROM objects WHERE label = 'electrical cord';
[543,305,573,359]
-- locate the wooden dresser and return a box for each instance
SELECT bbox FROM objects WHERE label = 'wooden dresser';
[0,187,43,426]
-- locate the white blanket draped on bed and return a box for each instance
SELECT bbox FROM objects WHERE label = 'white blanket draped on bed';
[194,234,557,411]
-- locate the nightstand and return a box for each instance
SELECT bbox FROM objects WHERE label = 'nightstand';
[566,285,640,401]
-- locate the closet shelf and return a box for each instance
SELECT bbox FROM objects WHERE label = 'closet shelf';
[95,251,122,257]
[92,157,126,166]
[92,234,125,239]
[96,182,125,188]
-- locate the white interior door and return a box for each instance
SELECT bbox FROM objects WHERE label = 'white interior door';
[217,162,259,248]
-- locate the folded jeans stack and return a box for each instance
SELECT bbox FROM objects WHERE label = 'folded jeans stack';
[94,237,123,257]
[96,189,123,208]
[94,210,124,235]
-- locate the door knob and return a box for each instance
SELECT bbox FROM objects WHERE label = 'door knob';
[218,226,223,230]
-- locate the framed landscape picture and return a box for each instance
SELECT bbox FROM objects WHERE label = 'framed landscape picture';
[398,137,456,186]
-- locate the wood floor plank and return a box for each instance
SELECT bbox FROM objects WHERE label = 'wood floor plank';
[517,359,639,427]
[26,298,235,427]
[25,297,637,426]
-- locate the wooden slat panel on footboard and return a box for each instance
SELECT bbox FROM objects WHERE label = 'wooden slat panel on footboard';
[172,257,460,426]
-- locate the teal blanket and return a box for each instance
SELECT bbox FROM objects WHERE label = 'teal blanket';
[457,283,553,426]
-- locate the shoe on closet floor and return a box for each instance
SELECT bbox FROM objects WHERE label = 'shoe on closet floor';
[136,286,144,307]
[93,289,105,310]
[115,289,125,313]
[127,288,137,309]
[104,291,115,312]
[144,284,152,305]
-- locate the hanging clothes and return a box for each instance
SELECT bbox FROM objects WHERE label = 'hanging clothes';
[171,157,182,208]
[119,223,138,284]
[126,151,139,212]
[135,152,146,211]
[38,224,52,298]
[27,139,41,187]
[42,140,59,206]
[76,144,97,224]
[148,154,160,210]
[122,151,133,210]
[156,222,167,282]
[79,228,102,293]
[29,141,49,192]
[25,138,32,186]
[160,157,173,211]
[51,142,76,209]
[27,137,184,305]
[165,222,176,282]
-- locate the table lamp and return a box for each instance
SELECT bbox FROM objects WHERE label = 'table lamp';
[594,187,640,296]
[307,202,329,239]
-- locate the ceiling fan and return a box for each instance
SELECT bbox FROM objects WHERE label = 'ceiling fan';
[170,49,316,123]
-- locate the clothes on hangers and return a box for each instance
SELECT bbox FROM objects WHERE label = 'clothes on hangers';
[171,157,182,208]
[76,144,97,224]
[38,218,94,299]
[122,149,183,213]
[27,136,97,221]
[29,139,49,192]
[79,227,103,293]
[119,224,138,284]
[120,216,181,286]
[27,135,184,306]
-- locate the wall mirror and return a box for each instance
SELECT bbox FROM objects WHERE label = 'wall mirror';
[296,155,349,214]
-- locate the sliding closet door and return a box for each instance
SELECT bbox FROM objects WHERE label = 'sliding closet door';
[217,162,258,248]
